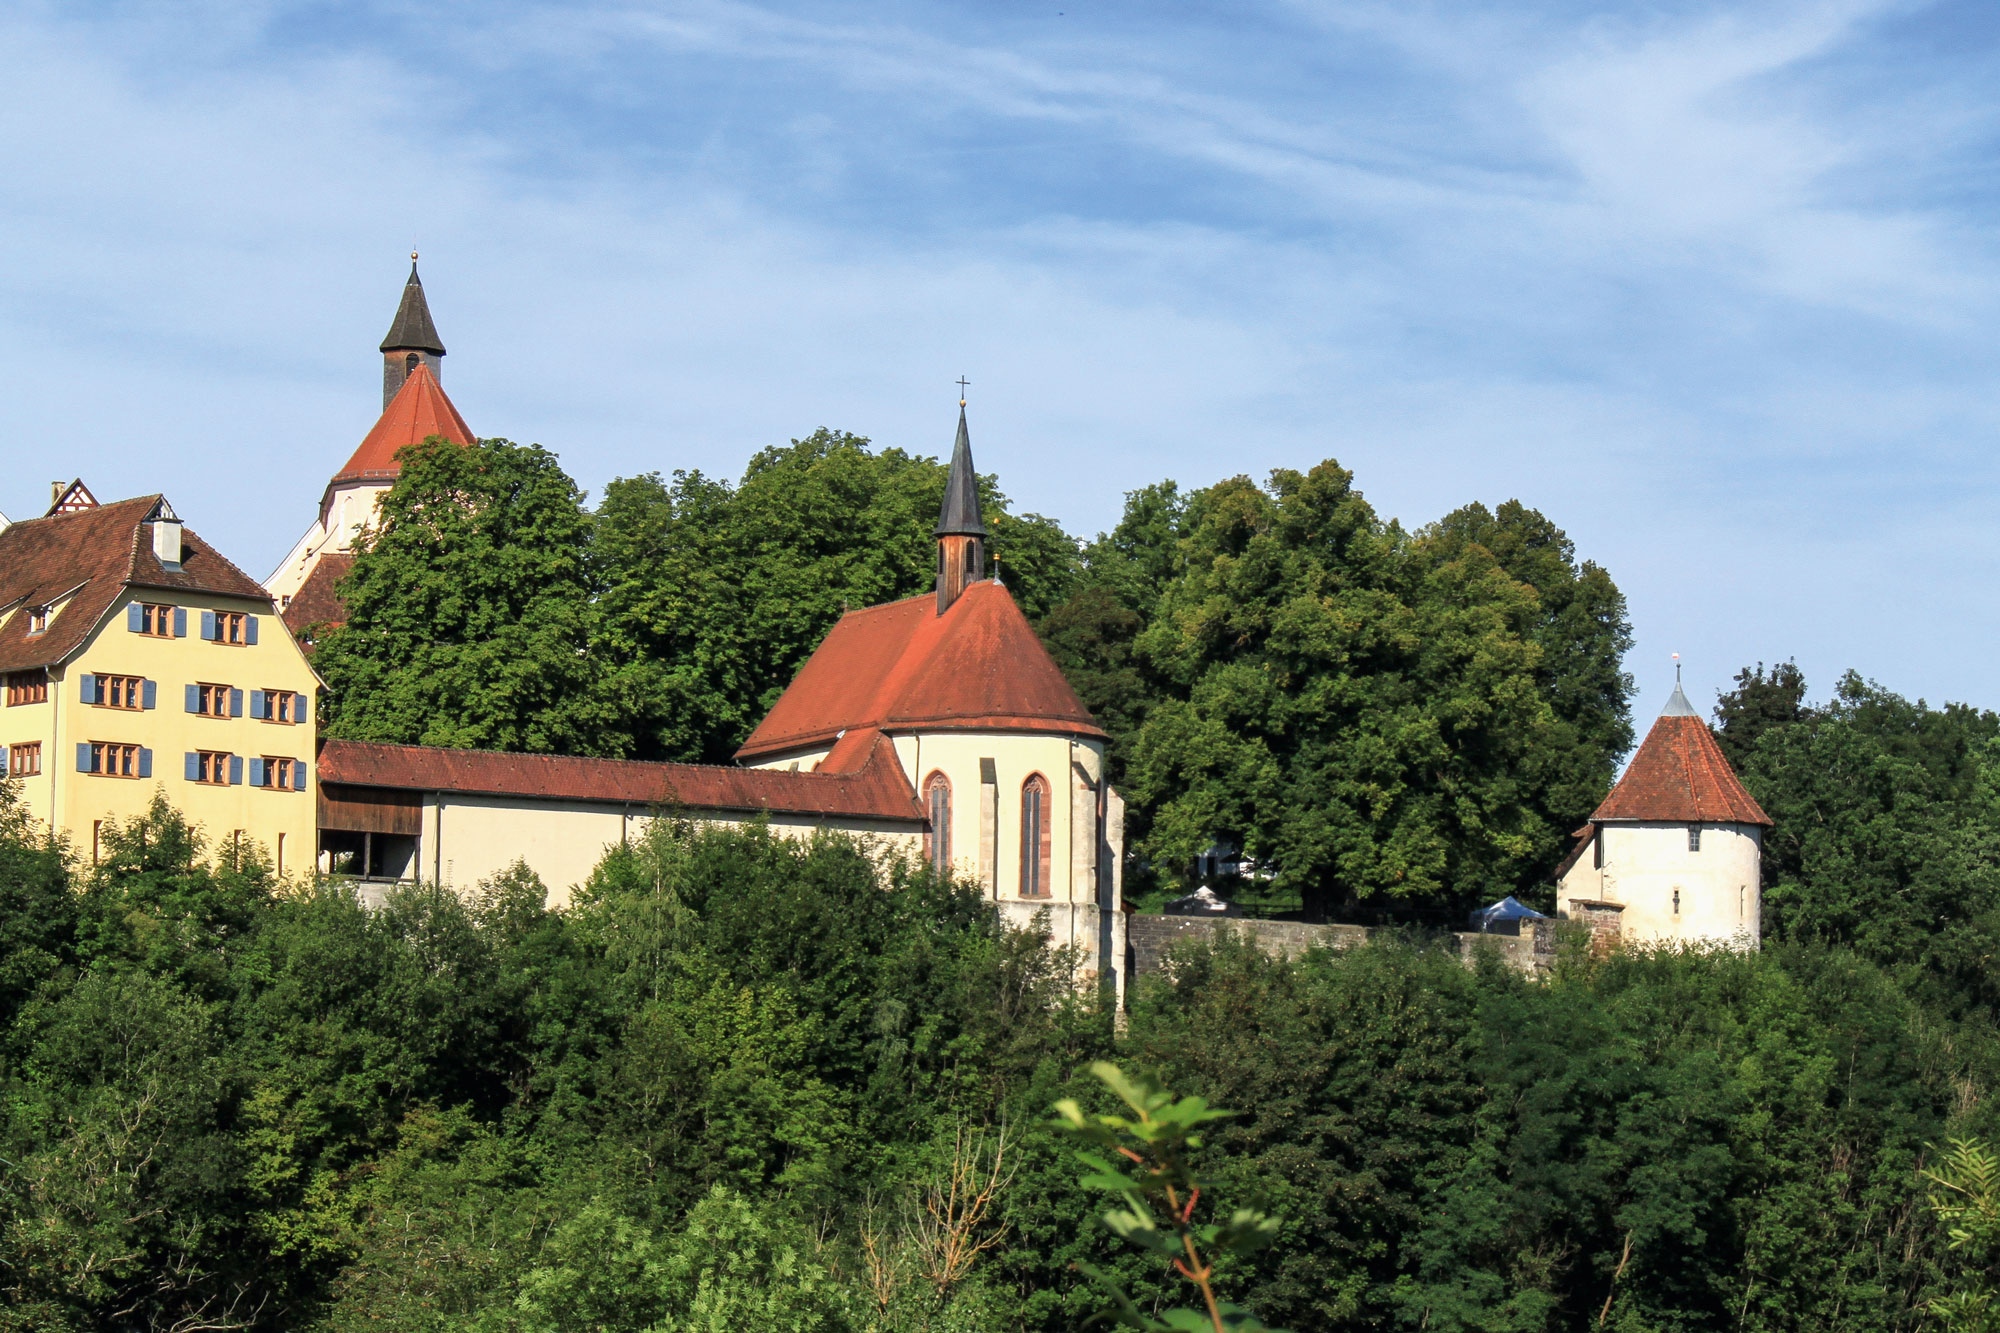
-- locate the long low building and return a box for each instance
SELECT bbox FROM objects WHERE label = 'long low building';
[316,731,926,901]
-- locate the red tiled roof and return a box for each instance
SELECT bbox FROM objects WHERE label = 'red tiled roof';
[328,363,473,490]
[0,495,272,672]
[282,553,355,642]
[1591,713,1772,826]
[318,732,925,823]
[735,581,1105,762]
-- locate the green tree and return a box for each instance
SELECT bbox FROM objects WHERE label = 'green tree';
[1924,1139,2000,1333]
[1736,671,2000,1017]
[1054,1061,1286,1332]
[1424,500,1634,849]
[314,436,615,754]
[1125,463,1559,914]
[594,430,1079,764]
[1035,482,1189,790]
[0,779,74,1038]
[1713,660,1811,771]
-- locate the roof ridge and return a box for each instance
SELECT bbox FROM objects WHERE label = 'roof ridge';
[116,494,164,587]
[324,735,900,785]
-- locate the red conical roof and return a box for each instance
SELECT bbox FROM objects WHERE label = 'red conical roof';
[736,580,1105,766]
[1591,687,1771,825]
[329,363,474,489]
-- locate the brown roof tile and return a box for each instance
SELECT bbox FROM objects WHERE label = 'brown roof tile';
[329,363,473,490]
[735,581,1105,762]
[319,731,925,823]
[0,495,273,672]
[1591,712,1772,826]
[282,553,355,641]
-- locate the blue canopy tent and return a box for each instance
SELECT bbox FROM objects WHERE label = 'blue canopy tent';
[1470,896,1548,933]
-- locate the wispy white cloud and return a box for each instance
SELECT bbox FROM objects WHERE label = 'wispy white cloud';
[0,0,1996,716]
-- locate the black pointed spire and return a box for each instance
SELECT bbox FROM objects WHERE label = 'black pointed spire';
[380,259,446,356]
[935,405,987,537]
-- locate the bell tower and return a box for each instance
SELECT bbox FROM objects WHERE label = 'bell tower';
[935,400,987,614]
[380,253,446,409]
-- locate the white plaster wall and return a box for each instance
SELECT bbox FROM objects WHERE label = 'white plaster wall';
[265,480,390,601]
[745,728,1124,993]
[411,792,923,908]
[1558,820,1762,948]
[893,730,1106,905]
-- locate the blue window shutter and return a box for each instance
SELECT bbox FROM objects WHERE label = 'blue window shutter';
[185,684,199,713]
[137,748,152,779]
[229,688,243,718]
[78,674,95,704]
[297,694,310,725]
[185,751,199,781]
[201,610,216,641]
[142,679,157,710]
[249,758,265,788]
[229,755,243,786]
[0,749,8,777]
[127,603,143,632]
[77,743,93,773]
[249,690,266,720]
[293,758,307,791]
[245,615,259,645]
[174,607,187,638]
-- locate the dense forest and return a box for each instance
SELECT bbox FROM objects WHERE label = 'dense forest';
[4,684,2000,1330]
[310,431,1634,917]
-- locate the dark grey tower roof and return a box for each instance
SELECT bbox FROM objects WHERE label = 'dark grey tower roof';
[380,261,446,355]
[935,405,987,537]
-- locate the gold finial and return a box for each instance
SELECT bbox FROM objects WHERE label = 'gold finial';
[410,250,419,262]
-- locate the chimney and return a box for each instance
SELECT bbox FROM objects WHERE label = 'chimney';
[152,516,183,569]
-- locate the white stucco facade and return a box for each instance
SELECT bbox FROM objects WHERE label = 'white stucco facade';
[1557,820,1763,949]
[747,727,1128,1001]
[266,480,389,605]
[325,789,925,910]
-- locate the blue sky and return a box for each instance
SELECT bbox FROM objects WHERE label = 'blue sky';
[2,0,1997,726]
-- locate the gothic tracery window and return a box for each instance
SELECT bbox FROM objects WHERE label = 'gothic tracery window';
[924,771,951,874]
[1020,773,1050,898]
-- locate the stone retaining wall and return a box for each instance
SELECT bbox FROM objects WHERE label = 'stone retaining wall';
[1128,913,1563,978]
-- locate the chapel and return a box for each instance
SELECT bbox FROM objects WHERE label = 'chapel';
[293,263,1128,993]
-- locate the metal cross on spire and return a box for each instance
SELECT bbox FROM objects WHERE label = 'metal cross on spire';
[955,376,970,405]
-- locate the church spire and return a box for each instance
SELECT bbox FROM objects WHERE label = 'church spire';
[934,400,987,614]
[378,254,446,409]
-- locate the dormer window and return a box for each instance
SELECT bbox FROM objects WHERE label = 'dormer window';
[26,607,46,636]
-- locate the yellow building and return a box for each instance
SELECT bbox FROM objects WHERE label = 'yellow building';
[0,484,321,872]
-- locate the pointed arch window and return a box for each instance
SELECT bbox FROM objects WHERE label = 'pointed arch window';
[1020,773,1051,898]
[924,771,951,874]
